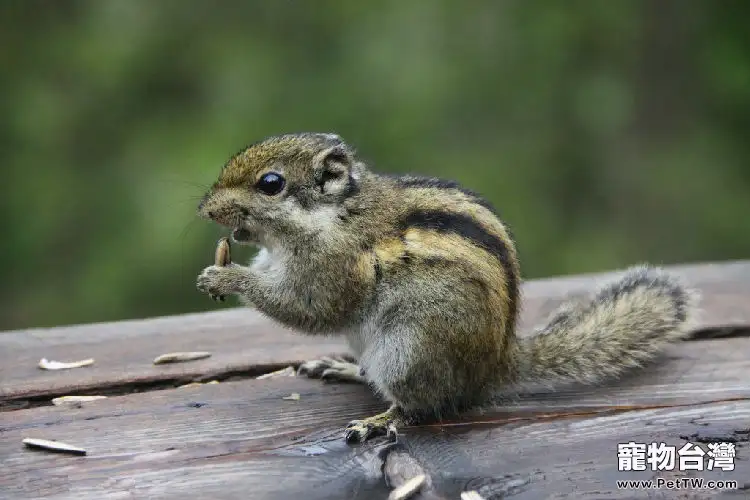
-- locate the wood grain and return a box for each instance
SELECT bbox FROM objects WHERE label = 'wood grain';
[0,309,349,404]
[1,334,748,499]
[2,260,749,406]
[1,261,749,498]
[517,260,750,334]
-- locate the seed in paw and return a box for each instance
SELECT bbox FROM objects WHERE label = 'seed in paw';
[215,237,232,266]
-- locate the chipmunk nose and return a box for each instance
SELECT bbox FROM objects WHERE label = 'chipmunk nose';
[197,204,216,220]
[197,193,213,218]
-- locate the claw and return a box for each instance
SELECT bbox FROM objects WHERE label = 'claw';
[345,420,388,443]
[197,265,232,301]
[297,358,329,377]
[386,422,399,441]
[345,423,371,443]
[344,429,360,443]
[298,357,365,383]
[344,406,402,444]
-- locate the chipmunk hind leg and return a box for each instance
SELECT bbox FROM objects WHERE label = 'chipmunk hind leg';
[346,322,491,443]
[344,332,434,444]
[344,267,500,443]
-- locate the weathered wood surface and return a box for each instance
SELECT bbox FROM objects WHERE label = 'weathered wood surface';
[521,260,750,336]
[1,349,748,500]
[0,310,350,406]
[1,260,749,499]
[2,260,749,406]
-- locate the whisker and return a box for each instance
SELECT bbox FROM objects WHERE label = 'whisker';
[160,197,206,211]
[177,219,198,291]
[153,176,212,191]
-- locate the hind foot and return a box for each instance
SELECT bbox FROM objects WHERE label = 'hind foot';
[297,356,366,384]
[345,405,404,443]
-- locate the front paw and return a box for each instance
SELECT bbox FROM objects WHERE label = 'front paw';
[196,265,240,301]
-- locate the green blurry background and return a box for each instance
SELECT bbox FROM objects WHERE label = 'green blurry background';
[1,0,748,331]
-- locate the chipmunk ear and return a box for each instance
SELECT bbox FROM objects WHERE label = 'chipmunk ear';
[312,144,357,198]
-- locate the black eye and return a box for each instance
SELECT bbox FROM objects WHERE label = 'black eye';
[255,172,286,195]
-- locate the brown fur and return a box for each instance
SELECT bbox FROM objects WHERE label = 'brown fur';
[196,132,696,441]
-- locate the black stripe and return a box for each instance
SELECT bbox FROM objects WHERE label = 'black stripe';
[392,175,498,214]
[343,172,360,198]
[400,209,518,323]
[374,257,383,283]
[393,175,462,190]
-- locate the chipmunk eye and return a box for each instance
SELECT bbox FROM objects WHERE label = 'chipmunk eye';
[255,172,286,195]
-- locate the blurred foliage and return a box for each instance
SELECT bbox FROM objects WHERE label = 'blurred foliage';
[1,0,748,330]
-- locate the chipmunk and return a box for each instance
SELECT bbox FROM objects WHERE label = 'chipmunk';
[196,132,696,443]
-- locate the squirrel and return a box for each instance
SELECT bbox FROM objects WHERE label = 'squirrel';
[196,132,696,443]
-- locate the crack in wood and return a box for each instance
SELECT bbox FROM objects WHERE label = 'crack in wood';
[3,325,747,414]
[414,396,750,431]
[0,362,295,412]
[689,326,750,340]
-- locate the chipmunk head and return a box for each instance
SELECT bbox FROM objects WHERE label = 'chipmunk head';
[198,133,363,245]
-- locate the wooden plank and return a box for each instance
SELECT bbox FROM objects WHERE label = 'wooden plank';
[2,260,749,405]
[517,260,750,334]
[1,335,748,499]
[0,309,349,404]
[394,401,749,500]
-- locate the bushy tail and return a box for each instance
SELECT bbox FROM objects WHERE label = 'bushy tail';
[514,265,697,387]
